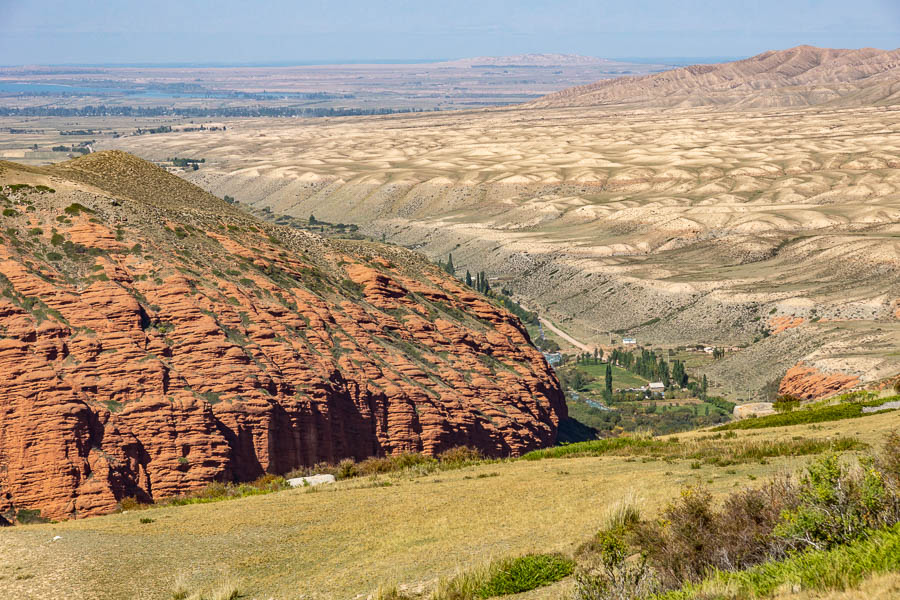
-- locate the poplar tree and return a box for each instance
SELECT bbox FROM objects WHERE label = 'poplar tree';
[605,363,613,393]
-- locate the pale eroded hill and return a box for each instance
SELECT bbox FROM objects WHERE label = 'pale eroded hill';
[530,46,900,109]
[100,52,900,397]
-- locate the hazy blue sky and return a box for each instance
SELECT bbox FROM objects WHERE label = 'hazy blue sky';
[1,0,898,65]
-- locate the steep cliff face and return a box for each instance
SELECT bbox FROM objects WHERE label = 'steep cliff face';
[0,152,565,521]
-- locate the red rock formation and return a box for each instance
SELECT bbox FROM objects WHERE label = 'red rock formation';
[768,316,804,335]
[0,153,566,521]
[778,363,859,400]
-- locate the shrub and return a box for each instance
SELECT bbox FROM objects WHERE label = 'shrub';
[773,394,801,413]
[139,517,154,524]
[631,477,799,589]
[372,583,414,600]
[657,522,900,600]
[120,497,150,511]
[335,458,358,480]
[50,232,64,246]
[775,451,900,551]
[15,508,49,525]
[435,554,574,599]
[356,452,437,476]
[602,491,642,533]
[64,203,93,216]
[438,446,484,466]
[574,528,658,600]
[476,554,574,597]
[3,208,18,217]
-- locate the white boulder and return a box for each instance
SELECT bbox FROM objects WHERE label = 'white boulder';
[287,474,336,488]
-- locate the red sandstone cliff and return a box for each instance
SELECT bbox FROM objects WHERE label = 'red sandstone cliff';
[778,362,859,400]
[0,152,566,521]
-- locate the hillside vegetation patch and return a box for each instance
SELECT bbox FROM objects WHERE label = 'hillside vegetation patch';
[716,394,900,431]
[570,432,900,600]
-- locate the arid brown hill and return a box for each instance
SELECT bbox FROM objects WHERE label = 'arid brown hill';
[530,45,900,109]
[0,151,565,521]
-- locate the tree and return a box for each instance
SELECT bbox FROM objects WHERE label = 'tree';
[309,214,317,225]
[701,374,708,394]
[571,370,587,391]
[593,348,599,365]
[465,270,472,287]
[605,362,613,394]
[444,253,455,275]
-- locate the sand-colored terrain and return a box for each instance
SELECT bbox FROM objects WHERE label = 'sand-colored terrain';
[100,99,900,395]
[532,46,900,109]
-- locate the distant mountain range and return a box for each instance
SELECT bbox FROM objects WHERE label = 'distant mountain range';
[436,53,619,67]
[530,46,900,108]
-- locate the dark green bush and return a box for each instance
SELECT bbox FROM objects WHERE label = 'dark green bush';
[475,554,574,597]
[15,508,49,525]
[63,203,93,216]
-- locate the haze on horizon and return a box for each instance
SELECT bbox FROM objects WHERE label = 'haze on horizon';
[1,0,898,66]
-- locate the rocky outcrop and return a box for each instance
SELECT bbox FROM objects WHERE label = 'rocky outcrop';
[778,363,859,400]
[769,316,804,335]
[733,402,776,420]
[0,153,566,521]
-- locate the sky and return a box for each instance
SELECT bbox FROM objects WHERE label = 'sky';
[1,0,898,65]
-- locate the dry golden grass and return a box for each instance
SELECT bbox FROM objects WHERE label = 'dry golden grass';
[1,410,897,599]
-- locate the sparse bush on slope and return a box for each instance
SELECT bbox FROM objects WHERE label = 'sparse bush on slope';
[572,432,900,600]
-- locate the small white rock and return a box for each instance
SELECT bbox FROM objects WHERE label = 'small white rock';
[51,535,62,542]
[287,474,336,488]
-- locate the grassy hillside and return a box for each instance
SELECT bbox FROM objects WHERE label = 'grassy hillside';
[2,409,898,599]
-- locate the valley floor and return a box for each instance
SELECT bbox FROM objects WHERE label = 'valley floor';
[2,411,899,599]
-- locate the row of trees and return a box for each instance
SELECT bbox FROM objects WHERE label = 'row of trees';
[437,254,539,325]
[575,349,604,365]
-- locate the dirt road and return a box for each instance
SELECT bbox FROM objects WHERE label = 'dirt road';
[539,317,593,353]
